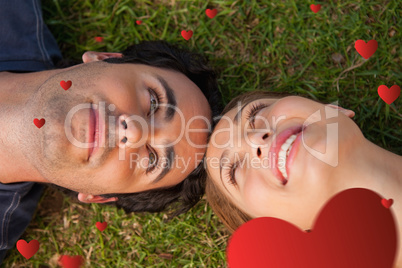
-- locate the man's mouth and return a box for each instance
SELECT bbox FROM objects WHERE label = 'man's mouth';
[88,104,101,159]
[269,126,304,185]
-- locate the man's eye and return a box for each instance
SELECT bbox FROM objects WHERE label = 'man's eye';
[150,95,158,112]
[148,88,161,116]
[145,145,158,174]
[148,151,157,167]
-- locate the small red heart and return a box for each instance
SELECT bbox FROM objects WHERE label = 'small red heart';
[94,36,103,42]
[378,85,400,105]
[33,118,45,128]
[60,80,72,90]
[206,8,218,19]
[310,4,321,13]
[227,188,397,268]
[59,255,83,268]
[181,30,193,41]
[96,221,108,231]
[136,20,142,25]
[355,39,378,59]
[382,198,394,208]
[16,239,39,260]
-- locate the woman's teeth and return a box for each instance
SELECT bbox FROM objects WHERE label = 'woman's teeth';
[278,134,297,179]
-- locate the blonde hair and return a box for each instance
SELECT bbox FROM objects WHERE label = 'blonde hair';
[205,91,293,233]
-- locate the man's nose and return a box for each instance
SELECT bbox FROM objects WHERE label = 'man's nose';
[117,114,148,149]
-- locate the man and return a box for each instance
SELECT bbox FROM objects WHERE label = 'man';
[0,0,222,262]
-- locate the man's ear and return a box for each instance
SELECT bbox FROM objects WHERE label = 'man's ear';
[77,193,118,204]
[82,51,123,63]
[326,104,355,118]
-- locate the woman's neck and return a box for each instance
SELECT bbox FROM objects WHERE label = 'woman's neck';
[338,138,402,266]
[345,139,402,200]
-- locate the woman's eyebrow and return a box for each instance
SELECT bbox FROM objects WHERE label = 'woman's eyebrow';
[233,102,250,125]
[234,98,276,125]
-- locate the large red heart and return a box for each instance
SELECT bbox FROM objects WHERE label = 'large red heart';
[181,30,193,41]
[355,39,378,59]
[16,239,39,259]
[227,188,397,268]
[59,255,84,268]
[378,85,400,105]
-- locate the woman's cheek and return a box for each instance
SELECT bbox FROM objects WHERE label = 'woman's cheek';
[241,169,272,218]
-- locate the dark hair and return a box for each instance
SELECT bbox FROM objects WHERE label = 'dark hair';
[56,41,222,217]
[105,40,223,119]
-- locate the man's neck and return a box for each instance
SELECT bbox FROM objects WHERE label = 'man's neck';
[0,71,57,184]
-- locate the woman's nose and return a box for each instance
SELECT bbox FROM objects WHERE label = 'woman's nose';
[246,130,271,158]
[118,114,148,149]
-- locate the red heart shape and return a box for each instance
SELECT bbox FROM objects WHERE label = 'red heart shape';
[136,20,142,25]
[206,8,218,19]
[33,118,45,128]
[94,36,103,42]
[60,80,72,90]
[16,239,39,260]
[378,85,400,105]
[355,39,378,59]
[310,4,321,13]
[382,198,394,208]
[227,188,397,268]
[96,221,108,231]
[59,255,83,268]
[181,30,193,41]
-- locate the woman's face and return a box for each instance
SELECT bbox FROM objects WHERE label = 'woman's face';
[206,96,361,229]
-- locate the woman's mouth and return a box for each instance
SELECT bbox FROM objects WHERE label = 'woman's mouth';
[269,126,304,184]
[277,134,298,179]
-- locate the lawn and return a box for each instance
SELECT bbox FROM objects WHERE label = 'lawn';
[2,0,401,267]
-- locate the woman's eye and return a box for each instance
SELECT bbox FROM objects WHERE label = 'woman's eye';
[224,161,238,186]
[246,103,269,129]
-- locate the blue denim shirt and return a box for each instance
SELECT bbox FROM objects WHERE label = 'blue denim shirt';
[0,183,45,262]
[0,0,62,263]
[0,0,62,72]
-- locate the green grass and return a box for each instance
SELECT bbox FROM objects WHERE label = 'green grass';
[2,0,401,267]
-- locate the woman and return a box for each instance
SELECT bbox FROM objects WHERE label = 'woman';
[205,91,402,264]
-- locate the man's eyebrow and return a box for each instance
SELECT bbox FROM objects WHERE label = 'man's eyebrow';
[152,145,175,184]
[154,74,177,121]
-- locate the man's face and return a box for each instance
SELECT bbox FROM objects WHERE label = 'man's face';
[22,60,211,195]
